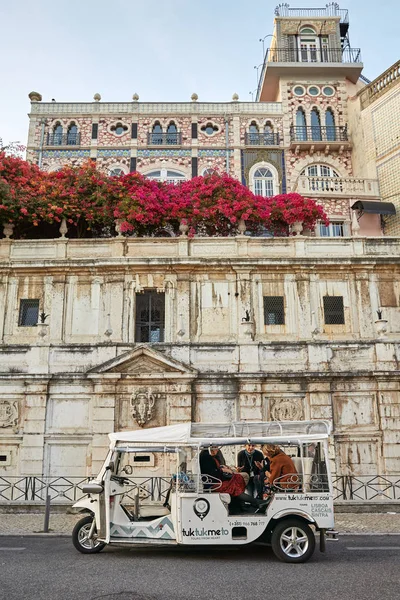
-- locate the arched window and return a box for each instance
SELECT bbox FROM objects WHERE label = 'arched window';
[325,109,336,141]
[299,27,317,62]
[248,121,259,145]
[166,122,178,145]
[295,108,307,141]
[146,169,186,184]
[301,164,340,192]
[146,170,162,181]
[264,122,274,144]
[67,123,78,145]
[311,108,322,141]
[253,167,275,197]
[202,168,216,176]
[165,170,186,184]
[109,166,126,177]
[53,123,63,145]
[151,122,163,145]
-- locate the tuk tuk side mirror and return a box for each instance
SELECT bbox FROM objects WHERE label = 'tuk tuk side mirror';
[82,483,104,495]
[106,461,115,472]
[122,465,133,475]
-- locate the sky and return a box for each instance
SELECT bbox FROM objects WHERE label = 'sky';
[1,0,399,148]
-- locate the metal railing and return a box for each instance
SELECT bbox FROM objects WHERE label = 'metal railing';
[266,47,361,64]
[244,132,280,146]
[46,132,81,146]
[290,125,348,143]
[274,3,349,23]
[147,132,182,145]
[1,475,400,504]
[0,476,91,503]
[333,475,400,502]
[295,176,380,197]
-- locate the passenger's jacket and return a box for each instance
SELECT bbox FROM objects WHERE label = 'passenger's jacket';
[269,452,298,487]
[237,449,264,476]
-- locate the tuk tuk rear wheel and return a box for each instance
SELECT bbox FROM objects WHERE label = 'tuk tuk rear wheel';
[271,518,315,563]
[72,515,106,554]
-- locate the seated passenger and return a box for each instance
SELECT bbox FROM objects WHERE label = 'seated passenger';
[254,444,271,498]
[199,445,269,511]
[237,442,264,498]
[263,444,299,490]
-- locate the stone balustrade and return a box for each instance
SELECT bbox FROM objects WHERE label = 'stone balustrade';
[294,176,380,198]
[0,236,398,263]
[359,59,400,109]
[30,101,283,116]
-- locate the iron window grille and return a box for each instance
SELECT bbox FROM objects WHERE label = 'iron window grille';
[18,299,40,327]
[323,296,345,325]
[135,291,165,343]
[264,296,285,325]
[147,132,182,145]
[46,132,81,146]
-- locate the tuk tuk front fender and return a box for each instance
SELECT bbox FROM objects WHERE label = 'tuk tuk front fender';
[270,508,315,524]
[72,497,100,521]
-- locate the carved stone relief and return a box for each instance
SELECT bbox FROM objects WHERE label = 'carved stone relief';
[130,388,166,427]
[0,399,18,428]
[270,397,304,421]
[280,20,337,35]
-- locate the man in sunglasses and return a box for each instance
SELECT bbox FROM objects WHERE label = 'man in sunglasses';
[237,441,264,498]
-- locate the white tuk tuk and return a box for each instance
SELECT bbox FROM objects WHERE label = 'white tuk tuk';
[72,420,337,563]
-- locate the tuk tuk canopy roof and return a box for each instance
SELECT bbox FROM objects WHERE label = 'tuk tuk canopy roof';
[108,421,331,447]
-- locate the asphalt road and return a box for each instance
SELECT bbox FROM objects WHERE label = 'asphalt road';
[0,535,399,600]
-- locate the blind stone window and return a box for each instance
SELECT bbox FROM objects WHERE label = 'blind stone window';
[18,299,40,326]
[323,296,345,324]
[135,291,165,342]
[264,296,285,325]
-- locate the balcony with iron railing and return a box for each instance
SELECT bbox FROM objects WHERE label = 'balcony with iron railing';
[295,176,380,198]
[257,44,362,100]
[147,132,182,146]
[46,132,81,146]
[290,125,350,150]
[266,47,361,64]
[244,132,280,146]
[274,3,349,23]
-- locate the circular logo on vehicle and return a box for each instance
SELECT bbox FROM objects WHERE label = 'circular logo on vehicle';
[193,497,210,521]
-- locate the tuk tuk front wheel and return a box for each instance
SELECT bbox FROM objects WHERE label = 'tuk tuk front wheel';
[271,518,315,563]
[72,515,106,554]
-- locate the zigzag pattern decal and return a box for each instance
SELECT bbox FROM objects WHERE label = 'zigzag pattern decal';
[110,515,175,540]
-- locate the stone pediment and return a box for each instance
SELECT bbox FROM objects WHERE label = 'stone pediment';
[87,345,197,379]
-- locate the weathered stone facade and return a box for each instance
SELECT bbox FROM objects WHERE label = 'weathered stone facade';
[0,237,399,478]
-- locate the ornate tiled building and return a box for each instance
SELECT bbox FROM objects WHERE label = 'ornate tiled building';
[26,4,393,238]
[1,4,399,487]
[348,60,400,236]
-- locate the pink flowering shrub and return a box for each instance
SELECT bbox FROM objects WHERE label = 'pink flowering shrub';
[0,156,329,238]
